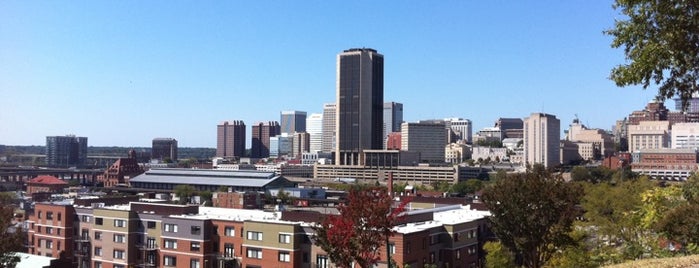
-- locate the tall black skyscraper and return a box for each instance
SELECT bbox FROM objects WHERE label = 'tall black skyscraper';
[46,135,88,167]
[335,48,384,165]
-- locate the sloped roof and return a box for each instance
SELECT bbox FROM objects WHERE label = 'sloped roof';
[28,175,67,185]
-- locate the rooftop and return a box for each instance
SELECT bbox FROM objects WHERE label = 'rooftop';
[129,168,287,188]
[28,175,67,185]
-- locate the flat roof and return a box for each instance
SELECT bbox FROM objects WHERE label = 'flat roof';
[395,205,490,234]
[130,168,287,188]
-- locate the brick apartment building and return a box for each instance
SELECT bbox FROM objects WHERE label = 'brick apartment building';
[26,197,490,268]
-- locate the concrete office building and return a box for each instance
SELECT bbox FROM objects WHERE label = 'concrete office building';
[321,103,336,153]
[671,122,699,150]
[627,120,671,151]
[216,121,246,159]
[401,121,448,163]
[46,135,88,168]
[151,138,178,161]
[383,102,404,147]
[336,48,384,165]
[496,118,524,139]
[444,118,472,143]
[280,110,307,135]
[251,121,281,158]
[306,113,323,153]
[523,113,560,168]
[565,119,615,160]
[292,132,311,158]
[270,133,293,158]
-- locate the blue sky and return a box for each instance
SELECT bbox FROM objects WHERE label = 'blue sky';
[0,1,660,147]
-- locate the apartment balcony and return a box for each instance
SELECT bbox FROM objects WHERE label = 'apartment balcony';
[137,243,159,251]
[76,236,91,243]
[216,253,236,261]
[135,262,157,267]
[74,249,91,257]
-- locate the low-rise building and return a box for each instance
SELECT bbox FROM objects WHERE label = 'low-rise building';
[631,148,699,180]
[27,176,68,195]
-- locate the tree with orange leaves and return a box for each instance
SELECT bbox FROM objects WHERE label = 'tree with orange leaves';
[313,186,409,268]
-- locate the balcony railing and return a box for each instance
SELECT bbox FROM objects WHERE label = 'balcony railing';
[137,243,159,250]
[76,236,91,242]
[217,253,236,260]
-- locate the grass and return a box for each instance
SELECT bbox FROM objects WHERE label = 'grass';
[604,255,699,268]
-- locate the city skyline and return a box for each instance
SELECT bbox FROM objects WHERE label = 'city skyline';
[1,1,661,147]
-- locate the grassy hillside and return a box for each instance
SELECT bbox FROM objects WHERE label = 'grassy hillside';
[604,255,699,268]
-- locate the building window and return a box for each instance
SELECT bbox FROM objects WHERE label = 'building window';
[94,247,102,256]
[37,211,42,219]
[81,215,90,222]
[46,212,53,220]
[164,223,178,232]
[45,240,53,249]
[164,239,177,249]
[454,232,460,241]
[57,213,61,221]
[191,226,201,235]
[114,265,124,268]
[113,234,126,243]
[406,241,411,254]
[94,262,102,268]
[190,242,200,252]
[147,221,156,229]
[279,251,290,262]
[95,218,103,225]
[430,234,439,245]
[246,248,262,259]
[247,231,263,241]
[45,227,53,234]
[389,243,396,255]
[113,250,125,259]
[94,231,102,240]
[223,243,234,257]
[316,255,328,268]
[114,219,126,227]
[164,256,177,266]
[224,226,235,236]
[279,234,291,244]
[430,252,435,263]
[456,249,461,260]
[190,259,201,268]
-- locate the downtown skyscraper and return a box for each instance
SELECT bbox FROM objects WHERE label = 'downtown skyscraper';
[251,121,281,158]
[280,110,307,135]
[523,113,560,168]
[335,48,384,165]
[46,135,87,167]
[216,121,246,159]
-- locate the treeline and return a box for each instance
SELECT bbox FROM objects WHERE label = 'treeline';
[482,165,699,268]
[0,145,216,160]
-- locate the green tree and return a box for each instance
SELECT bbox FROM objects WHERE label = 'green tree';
[452,179,484,196]
[544,229,597,268]
[580,178,656,261]
[0,192,24,267]
[682,173,699,203]
[482,165,583,268]
[313,187,409,268]
[484,241,515,268]
[199,191,213,207]
[570,166,592,182]
[655,203,699,253]
[607,0,699,105]
[174,185,196,204]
